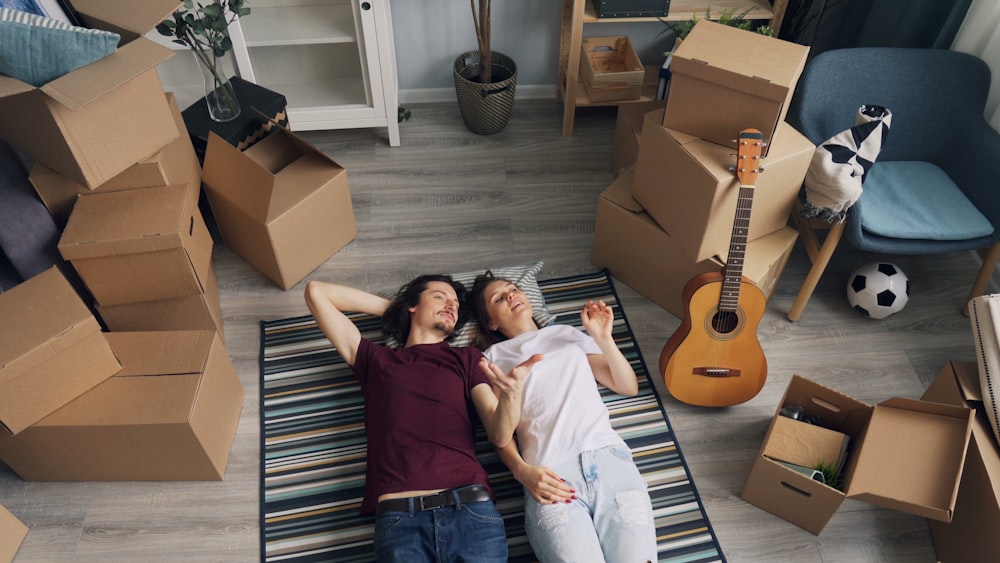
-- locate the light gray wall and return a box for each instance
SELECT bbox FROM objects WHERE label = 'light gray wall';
[388,1,674,103]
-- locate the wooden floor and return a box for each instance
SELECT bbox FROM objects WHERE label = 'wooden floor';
[2,100,993,562]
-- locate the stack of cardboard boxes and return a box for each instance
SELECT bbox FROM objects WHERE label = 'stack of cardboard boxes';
[0,3,250,556]
[592,21,813,318]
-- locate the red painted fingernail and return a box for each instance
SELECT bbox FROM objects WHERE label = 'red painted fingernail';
[565,499,572,503]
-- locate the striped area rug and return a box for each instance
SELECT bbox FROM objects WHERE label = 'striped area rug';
[260,269,725,562]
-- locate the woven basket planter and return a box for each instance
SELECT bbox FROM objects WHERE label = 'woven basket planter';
[453,50,517,135]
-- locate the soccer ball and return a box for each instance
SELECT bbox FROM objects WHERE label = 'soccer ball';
[846,262,910,319]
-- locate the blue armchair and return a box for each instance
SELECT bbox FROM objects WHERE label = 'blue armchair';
[786,47,1000,320]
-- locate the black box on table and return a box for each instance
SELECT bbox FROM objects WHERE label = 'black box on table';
[182,76,289,163]
[591,0,669,18]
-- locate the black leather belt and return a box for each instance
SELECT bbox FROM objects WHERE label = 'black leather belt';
[375,485,491,516]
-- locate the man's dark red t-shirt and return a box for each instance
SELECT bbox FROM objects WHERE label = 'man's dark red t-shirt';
[352,338,492,514]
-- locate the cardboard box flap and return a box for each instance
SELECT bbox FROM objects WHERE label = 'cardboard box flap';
[601,171,644,213]
[0,503,28,563]
[0,268,97,375]
[846,397,972,521]
[268,153,346,221]
[0,75,36,100]
[105,331,213,377]
[673,21,808,103]
[782,375,872,438]
[952,359,984,402]
[40,39,171,111]
[58,184,192,260]
[71,0,181,37]
[203,132,278,219]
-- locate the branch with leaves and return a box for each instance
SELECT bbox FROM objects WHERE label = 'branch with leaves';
[156,0,251,114]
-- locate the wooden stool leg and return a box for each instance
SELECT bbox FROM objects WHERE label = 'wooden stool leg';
[963,242,1000,316]
[788,221,846,322]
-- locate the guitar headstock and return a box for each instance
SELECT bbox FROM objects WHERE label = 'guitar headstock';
[735,128,764,186]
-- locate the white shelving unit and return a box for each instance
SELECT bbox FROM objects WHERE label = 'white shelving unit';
[152,0,400,146]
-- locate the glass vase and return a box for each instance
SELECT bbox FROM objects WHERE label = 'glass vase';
[195,47,241,123]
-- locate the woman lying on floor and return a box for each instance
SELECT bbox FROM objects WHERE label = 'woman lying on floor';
[471,271,657,563]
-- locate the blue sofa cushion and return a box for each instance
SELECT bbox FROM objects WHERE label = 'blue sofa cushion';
[860,161,994,240]
[0,8,119,87]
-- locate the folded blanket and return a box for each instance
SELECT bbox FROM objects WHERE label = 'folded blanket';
[802,105,892,223]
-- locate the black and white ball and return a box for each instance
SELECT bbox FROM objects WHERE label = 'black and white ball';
[846,262,910,319]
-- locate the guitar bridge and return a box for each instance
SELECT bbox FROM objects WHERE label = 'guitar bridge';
[693,367,742,378]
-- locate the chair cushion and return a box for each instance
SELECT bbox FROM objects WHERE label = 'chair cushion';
[0,8,119,87]
[859,161,994,240]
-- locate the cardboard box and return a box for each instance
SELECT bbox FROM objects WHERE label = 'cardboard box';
[633,112,814,262]
[766,415,850,471]
[611,101,664,178]
[580,36,645,102]
[0,503,28,563]
[58,183,213,306]
[97,261,224,339]
[0,267,121,435]
[202,128,357,290]
[741,374,974,535]
[591,170,797,318]
[28,92,201,228]
[182,76,289,162]
[923,360,1000,562]
[0,330,244,481]
[0,1,182,188]
[662,20,809,155]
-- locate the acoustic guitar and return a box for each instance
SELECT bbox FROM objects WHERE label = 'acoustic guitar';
[659,128,768,407]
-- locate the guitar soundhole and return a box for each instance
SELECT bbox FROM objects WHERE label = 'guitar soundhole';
[707,308,743,339]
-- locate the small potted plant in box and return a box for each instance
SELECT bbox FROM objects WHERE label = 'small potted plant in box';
[157,0,251,123]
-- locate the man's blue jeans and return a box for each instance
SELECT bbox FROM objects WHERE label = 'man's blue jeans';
[374,491,507,562]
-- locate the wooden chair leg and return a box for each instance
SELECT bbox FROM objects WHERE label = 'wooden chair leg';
[792,199,822,263]
[788,221,846,322]
[963,242,1000,316]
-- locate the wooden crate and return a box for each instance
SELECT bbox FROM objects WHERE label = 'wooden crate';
[580,36,645,102]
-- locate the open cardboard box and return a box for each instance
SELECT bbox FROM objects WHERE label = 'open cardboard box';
[0,330,244,481]
[0,0,182,188]
[202,127,357,290]
[58,183,213,306]
[923,360,1000,562]
[0,503,27,563]
[662,19,810,155]
[742,374,973,535]
[28,92,201,228]
[592,170,798,318]
[633,111,813,263]
[0,267,121,436]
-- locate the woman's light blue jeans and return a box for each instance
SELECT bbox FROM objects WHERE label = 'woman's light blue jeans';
[524,444,657,563]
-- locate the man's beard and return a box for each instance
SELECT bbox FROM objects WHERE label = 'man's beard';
[431,321,455,337]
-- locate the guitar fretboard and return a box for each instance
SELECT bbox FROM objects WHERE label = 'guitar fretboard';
[720,129,763,312]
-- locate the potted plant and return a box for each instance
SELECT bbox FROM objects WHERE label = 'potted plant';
[659,6,774,55]
[157,0,251,122]
[453,0,517,135]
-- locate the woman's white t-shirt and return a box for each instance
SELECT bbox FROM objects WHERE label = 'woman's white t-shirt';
[484,324,626,468]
